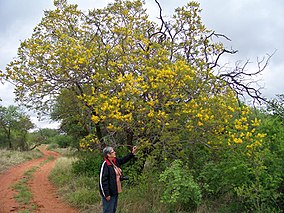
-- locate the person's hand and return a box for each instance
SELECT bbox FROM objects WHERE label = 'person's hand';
[132,146,137,154]
[106,196,111,201]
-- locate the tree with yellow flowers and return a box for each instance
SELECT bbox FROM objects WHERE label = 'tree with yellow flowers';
[2,0,267,154]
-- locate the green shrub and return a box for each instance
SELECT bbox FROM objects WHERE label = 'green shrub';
[55,135,76,148]
[235,181,282,213]
[45,134,77,148]
[159,159,202,210]
[72,150,102,176]
[118,167,168,213]
[198,156,251,197]
[46,143,59,150]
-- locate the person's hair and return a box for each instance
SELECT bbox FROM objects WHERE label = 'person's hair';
[103,146,113,157]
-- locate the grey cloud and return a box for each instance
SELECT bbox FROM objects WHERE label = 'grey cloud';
[0,0,54,34]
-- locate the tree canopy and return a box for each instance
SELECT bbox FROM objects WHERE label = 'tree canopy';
[1,0,268,157]
[0,105,34,149]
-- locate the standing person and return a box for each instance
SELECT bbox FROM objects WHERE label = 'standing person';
[99,146,137,213]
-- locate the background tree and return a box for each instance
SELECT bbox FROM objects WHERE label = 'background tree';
[50,89,90,144]
[0,105,34,150]
[266,94,284,120]
[28,128,77,149]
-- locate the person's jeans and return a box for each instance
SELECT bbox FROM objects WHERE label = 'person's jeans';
[102,195,118,213]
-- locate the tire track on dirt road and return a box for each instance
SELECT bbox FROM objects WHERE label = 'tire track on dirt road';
[0,146,78,213]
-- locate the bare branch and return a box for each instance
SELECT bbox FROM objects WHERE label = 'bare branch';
[154,0,164,32]
[217,54,274,104]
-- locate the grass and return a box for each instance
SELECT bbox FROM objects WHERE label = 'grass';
[0,148,43,173]
[49,157,102,212]
[12,166,38,205]
[13,182,32,205]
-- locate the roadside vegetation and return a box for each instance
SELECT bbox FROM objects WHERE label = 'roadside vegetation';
[0,149,42,173]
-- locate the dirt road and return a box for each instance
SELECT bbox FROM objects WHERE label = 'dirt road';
[0,146,78,213]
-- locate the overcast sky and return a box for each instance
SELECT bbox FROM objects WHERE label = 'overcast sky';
[0,0,283,129]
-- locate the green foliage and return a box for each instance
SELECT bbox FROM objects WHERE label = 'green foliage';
[29,128,79,149]
[159,160,202,210]
[71,147,138,179]
[235,180,282,213]
[50,89,90,140]
[46,143,59,150]
[47,134,75,148]
[110,146,141,182]
[0,132,9,148]
[38,128,59,138]
[118,169,168,213]
[28,128,59,145]
[72,150,102,176]
[48,130,283,212]
[244,111,284,212]
[56,135,74,148]
[0,105,34,150]
[198,157,250,197]
[202,109,283,212]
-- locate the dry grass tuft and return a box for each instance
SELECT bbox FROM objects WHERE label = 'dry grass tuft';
[0,148,43,173]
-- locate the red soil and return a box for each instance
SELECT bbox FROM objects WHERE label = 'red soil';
[0,146,78,213]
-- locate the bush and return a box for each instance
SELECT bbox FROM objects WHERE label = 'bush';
[159,159,202,210]
[46,143,59,150]
[46,134,77,148]
[72,150,102,177]
[198,155,251,197]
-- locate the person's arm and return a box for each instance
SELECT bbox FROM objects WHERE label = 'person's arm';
[99,162,110,199]
[117,146,137,165]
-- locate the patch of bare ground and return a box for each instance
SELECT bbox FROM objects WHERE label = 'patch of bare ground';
[0,146,78,213]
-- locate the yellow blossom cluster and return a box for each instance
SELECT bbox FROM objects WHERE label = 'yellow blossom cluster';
[80,139,90,149]
[179,90,268,155]
[79,134,100,151]
[217,105,267,156]
[84,60,197,139]
[80,56,268,154]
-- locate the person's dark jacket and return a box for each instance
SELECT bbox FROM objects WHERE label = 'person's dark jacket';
[99,152,134,198]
